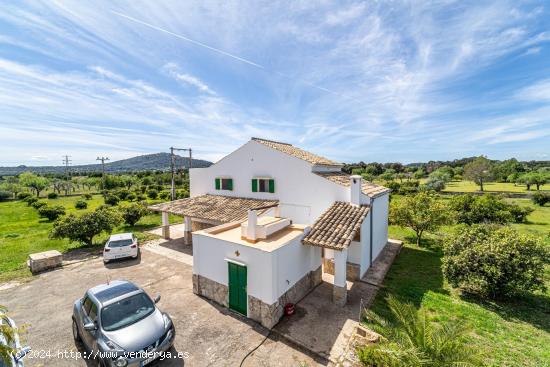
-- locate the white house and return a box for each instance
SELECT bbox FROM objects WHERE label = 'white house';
[149,138,390,328]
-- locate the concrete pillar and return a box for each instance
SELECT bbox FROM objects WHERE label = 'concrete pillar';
[161,212,170,240]
[333,248,348,306]
[184,216,192,245]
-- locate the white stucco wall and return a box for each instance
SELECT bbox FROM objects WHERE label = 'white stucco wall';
[372,193,389,261]
[192,231,321,308]
[347,241,361,265]
[190,140,348,224]
[359,213,372,277]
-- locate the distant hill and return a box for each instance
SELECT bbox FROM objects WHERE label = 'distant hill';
[0,153,212,175]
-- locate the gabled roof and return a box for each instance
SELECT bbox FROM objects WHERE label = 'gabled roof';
[315,171,390,198]
[302,201,369,250]
[252,137,342,167]
[148,194,279,223]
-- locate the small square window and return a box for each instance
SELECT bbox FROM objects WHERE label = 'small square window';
[221,178,232,190]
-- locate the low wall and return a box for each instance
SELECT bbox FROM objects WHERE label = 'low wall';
[323,258,360,281]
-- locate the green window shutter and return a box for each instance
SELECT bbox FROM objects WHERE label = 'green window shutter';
[227,179,233,191]
[215,178,220,190]
[269,179,275,193]
[251,179,257,192]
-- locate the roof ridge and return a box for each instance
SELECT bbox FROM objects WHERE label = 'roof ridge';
[251,137,293,146]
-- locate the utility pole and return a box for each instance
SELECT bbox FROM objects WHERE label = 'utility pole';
[96,156,109,190]
[169,147,192,201]
[62,155,71,196]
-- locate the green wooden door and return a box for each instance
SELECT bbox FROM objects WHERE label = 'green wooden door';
[228,262,247,315]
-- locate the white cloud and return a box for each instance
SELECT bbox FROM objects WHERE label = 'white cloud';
[516,79,550,102]
[162,63,215,95]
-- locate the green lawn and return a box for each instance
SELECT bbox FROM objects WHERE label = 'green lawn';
[0,195,181,282]
[369,198,550,367]
[441,180,550,193]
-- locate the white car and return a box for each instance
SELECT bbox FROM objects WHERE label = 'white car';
[103,233,138,263]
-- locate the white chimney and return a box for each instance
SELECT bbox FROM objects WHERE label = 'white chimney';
[246,210,258,241]
[350,175,362,206]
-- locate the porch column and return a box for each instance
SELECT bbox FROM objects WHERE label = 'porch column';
[161,212,170,240]
[333,248,348,306]
[184,216,192,244]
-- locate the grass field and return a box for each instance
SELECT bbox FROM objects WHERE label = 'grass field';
[442,180,550,193]
[369,197,550,367]
[0,195,181,282]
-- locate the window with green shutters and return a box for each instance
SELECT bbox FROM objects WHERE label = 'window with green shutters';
[215,178,233,191]
[252,178,275,193]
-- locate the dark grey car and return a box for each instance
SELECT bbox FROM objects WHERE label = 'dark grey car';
[72,280,175,367]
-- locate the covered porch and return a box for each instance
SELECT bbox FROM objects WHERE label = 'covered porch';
[148,194,279,244]
[302,201,370,306]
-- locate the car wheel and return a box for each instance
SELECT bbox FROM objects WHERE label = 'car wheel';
[103,259,109,264]
[72,318,81,342]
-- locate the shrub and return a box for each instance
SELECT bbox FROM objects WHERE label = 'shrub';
[0,191,11,201]
[120,202,148,226]
[31,201,47,210]
[17,192,31,200]
[449,194,520,225]
[116,189,129,200]
[24,196,38,206]
[47,192,58,199]
[74,200,88,210]
[443,225,549,299]
[175,189,189,199]
[532,192,550,206]
[136,194,146,201]
[159,190,171,200]
[507,204,533,223]
[82,193,93,200]
[424,177,446,192]
[50,206,122,245]
[38,205,66,221]
[104,194,120,206]
[385,181,401,193]
[147,189,158,199]
[126,193,137,201]
[398,180,419,195]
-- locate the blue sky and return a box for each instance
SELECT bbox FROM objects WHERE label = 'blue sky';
[0,1,549,166]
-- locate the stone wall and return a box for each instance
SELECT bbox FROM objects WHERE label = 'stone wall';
[248,265,322,328]
[192,274,228,307]
[323,258,361,281]
[193,266,321,329]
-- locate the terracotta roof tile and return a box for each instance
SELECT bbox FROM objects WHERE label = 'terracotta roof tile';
[148,194,278,223]
[252,137,342,167]
[315,171,390,198]
[302,201,369,250]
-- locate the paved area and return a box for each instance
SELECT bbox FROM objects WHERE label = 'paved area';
[0,247,323,367]
[274,241,403,364]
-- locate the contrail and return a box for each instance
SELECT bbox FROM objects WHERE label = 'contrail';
[110,10,350,99]
[111,10,264,69]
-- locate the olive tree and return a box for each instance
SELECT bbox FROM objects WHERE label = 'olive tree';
[50,206,122,245]
[389,192,454,246]
[464,156,493,191]
[19,172,49,197]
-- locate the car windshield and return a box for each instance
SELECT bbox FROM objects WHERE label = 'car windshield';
[108,239,133,247]
[101,293,155,331]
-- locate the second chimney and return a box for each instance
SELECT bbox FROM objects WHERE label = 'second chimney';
[350,175,362,206]
[246,209,258,241]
